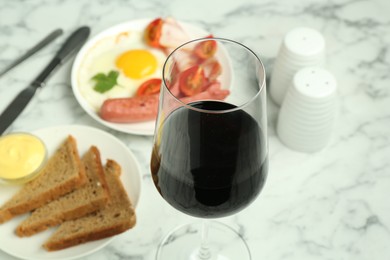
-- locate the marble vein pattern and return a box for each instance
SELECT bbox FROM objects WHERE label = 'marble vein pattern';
[0,0,389,259]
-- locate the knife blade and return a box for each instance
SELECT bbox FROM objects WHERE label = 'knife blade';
[0,29,63,77]
[0,26,90,135]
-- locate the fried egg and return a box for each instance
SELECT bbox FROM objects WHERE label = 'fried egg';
[78,30,166,111]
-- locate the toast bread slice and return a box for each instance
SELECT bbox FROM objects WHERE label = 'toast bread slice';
[43,159,136,251]
[0,135,86,224]
[16,146,108,236]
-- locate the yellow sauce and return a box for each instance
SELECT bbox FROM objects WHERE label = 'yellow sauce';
[0,133,46,181]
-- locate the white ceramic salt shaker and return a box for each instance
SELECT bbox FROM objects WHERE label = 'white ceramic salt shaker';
[276,67,337,153]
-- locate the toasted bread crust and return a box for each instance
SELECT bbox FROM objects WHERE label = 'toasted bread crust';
[43,214,136,251]
[43,159,136,251]
[16,146,109,237]
[0,136,86,224]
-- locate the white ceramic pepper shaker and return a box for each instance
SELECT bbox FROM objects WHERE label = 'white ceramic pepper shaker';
[270,27,326,106]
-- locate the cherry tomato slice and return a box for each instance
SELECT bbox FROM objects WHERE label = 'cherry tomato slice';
[193,39,217,60]
[136,78,162,96]
[179,65,207,96]
[144,18,164,48]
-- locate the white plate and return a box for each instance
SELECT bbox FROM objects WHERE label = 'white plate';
[0,125,142,260]
[71,18,211,136]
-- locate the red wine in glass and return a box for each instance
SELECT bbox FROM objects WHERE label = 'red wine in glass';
[151,101,267,218]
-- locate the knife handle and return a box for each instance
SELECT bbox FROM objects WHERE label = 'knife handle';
[0,29,63,78]
[56,26,90,61]
[32,26,90,88]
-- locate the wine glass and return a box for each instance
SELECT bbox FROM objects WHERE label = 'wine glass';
[150,38,268,260]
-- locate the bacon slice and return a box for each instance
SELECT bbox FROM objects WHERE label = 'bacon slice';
[180,82,229,104]
[159,17,192,49]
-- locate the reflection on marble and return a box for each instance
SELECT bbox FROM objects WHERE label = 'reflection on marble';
[0,0,389,259]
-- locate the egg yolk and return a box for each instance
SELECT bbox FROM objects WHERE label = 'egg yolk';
[116,49,158,79]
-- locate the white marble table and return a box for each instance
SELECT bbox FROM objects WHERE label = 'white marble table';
[1,0,389,259]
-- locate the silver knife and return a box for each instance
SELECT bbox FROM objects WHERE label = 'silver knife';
[0,29,63,77]
[0,26,90,135]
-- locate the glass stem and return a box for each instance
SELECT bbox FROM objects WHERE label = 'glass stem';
[198,220,211,260]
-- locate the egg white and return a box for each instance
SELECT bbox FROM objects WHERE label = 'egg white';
[77,30,166,111]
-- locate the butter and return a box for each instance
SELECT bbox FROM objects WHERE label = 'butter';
[0,133,46,181]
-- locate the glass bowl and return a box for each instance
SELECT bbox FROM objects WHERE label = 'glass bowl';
[0,133,48,185]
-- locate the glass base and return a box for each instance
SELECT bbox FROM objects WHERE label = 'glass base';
[156,221,251,260]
